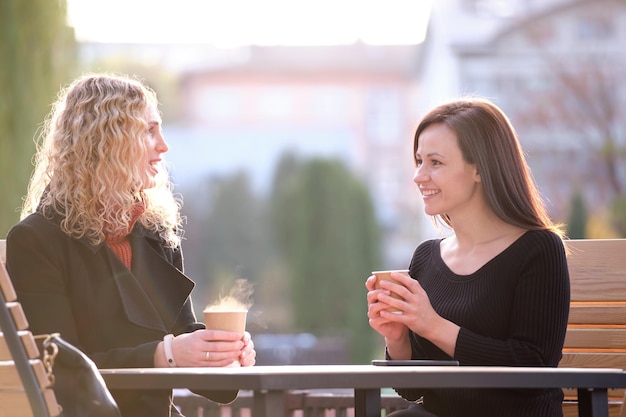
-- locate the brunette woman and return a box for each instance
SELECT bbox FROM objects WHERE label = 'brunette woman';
[366,97,569,417]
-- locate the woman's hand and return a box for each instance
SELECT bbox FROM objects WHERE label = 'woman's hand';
[366,272,410,341]
[239,331,256,367]
[373,272,460,357]
[170,329,254,367]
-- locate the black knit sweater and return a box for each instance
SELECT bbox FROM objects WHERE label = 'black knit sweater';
[393,229,570,417]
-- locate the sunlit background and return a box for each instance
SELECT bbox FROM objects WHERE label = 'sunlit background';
[67,0,431,46]
[2,0,625,367]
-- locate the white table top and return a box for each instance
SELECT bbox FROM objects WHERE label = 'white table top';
[100,364,626,391]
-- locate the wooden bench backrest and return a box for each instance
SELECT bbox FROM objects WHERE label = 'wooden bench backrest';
[560,239,626,417]
[0,239,61,417]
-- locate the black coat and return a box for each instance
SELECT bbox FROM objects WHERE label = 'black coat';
[6,212,237,417]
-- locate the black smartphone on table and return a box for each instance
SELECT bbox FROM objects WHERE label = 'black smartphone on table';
[371,359,460,366]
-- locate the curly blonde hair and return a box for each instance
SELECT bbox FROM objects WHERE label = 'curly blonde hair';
[22,73,183,248]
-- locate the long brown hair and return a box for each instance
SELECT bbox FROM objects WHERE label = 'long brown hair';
[413,97,563,237]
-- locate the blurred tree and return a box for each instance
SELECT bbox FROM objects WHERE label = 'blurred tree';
[609,194,626,237]
[515,52,626,218]
[586,209,620,239]
[180,172,275,327]
[271,154,383,363]
[566,190,587,239]
[0,0,76,236]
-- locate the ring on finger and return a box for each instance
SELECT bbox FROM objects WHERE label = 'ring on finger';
[205,351,210,360]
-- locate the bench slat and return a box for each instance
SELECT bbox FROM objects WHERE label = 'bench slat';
[0,332,39,360]
[569,303,626,325]
[7,302,29,330]
[560,352,626,369]
[564,328,626,349]
[0,387,61,417]
[0,273,16,303]
[567,239,626,302]
[0,360,52,390]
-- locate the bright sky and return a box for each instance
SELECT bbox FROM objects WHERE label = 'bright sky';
[66,0,431,46]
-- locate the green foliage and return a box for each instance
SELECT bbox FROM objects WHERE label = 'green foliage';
[585,209,620,239]
[566,190,587,239]
[609,194,626,237]
[270,153,383,363]
[0,0,76,236]
[180,172,273,317]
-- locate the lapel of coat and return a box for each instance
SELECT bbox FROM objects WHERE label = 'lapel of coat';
[110,229,195,333]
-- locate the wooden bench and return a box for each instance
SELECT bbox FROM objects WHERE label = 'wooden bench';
[560,239,626,417]
[0,242,61,417]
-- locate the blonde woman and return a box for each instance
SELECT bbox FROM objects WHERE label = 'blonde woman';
[6,73,255,417]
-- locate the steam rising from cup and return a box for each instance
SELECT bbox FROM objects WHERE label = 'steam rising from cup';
[204,278,254,312]
[203,279,254,341]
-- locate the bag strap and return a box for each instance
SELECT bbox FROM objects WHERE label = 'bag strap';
[35,333,60,386]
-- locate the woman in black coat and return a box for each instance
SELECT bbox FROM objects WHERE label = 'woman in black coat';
[6,73,256,417]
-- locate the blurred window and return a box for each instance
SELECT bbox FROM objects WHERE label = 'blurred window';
[311,86,349,123]
[258,87,294,121]
[576,15,614,41]
[365,88,402,144]
[460,0,519,17]
[198,87,241,122]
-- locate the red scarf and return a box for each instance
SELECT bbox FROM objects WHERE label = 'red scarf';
[105,203,146,269]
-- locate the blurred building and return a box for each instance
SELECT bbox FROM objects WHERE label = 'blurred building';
[80,40,429,265]
[424,0,626,217]
[77,0,625,266]
[173,43,426,267]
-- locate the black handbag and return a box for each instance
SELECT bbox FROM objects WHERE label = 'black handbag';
[41,333,122,417]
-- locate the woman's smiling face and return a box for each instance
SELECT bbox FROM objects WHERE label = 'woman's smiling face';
[140,103,168,190]
[413,123,481,218]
